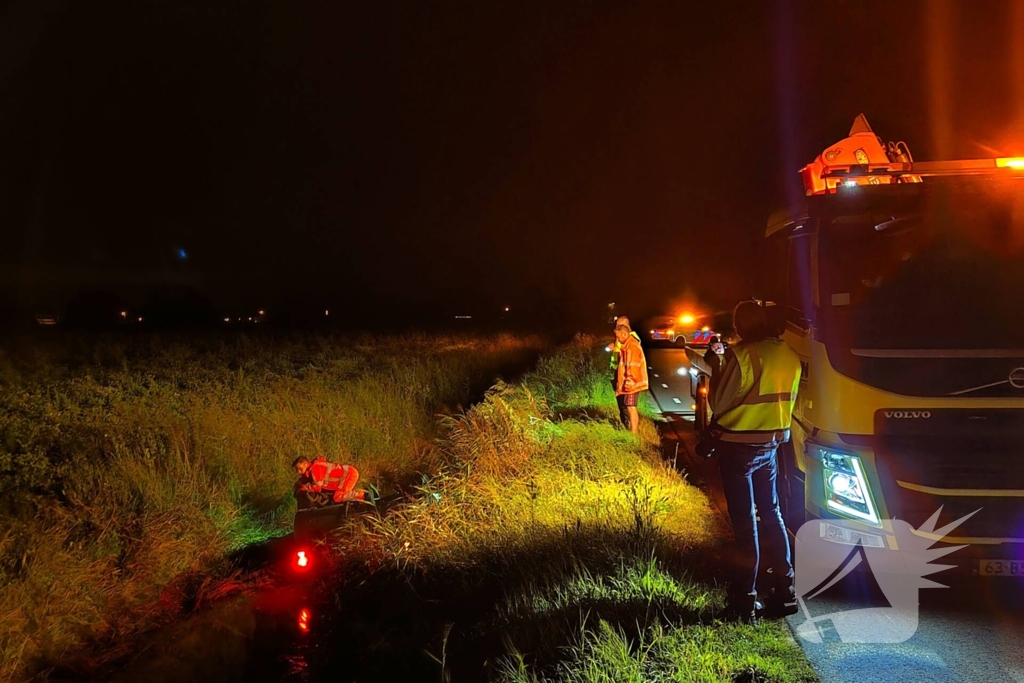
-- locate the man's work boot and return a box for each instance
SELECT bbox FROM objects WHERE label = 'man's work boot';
[760,584,798,620]
[760,600,799,620]
[723,593,761,624]
[366,483,381,503]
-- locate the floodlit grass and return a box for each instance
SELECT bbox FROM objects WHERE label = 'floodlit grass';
[0,331,543,681]
[502,556,719,625]
[314,336,816,683]
[501,618,815,683]
[498,559,815,683]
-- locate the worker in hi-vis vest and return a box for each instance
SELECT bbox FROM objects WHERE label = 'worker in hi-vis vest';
[707,300,801,622]
[608,316,642,427]
[293,455,366,508]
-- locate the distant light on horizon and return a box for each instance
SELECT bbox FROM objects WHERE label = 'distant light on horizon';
[177,248,187,260]
[325,309,329,316]
[455,315,472,319]
[258,310,265,315]
[504,306,509,312]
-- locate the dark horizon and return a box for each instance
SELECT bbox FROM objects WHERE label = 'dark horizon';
[4,0,1024,329]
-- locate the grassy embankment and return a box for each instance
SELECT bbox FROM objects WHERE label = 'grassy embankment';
[279,337,817,683]
[0,332,544,681]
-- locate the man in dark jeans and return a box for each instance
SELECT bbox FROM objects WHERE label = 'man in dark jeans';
[707,301,802,621]
[716,443,795,620]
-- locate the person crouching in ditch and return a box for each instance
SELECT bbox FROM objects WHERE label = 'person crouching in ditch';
[293,456,365,509]
[614,322,649,434]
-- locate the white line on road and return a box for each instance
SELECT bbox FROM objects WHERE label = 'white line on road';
[661,383,669,388]
[653,373,659,378]
[672,397,682,404]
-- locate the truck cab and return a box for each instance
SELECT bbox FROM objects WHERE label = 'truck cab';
[756,118,1024,575]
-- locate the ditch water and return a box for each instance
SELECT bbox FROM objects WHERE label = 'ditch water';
[98,488,541,683]
[101,499,437,682]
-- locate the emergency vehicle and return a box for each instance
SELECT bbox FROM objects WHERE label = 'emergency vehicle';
[695,115,1024,576]
[648,312,719,347]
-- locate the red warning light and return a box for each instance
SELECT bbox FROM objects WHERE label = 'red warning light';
[296,550,309,569]
[298,607,311,632]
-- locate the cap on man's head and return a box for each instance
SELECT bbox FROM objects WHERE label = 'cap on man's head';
[733,300,769,340]
[615,316,631,329]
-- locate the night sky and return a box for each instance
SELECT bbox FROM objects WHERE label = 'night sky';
[3,0,1023,327]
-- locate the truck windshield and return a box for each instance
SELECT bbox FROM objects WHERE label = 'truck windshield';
[816,184,1024,349]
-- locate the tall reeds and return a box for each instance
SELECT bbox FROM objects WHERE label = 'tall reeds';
[0,331,542,680]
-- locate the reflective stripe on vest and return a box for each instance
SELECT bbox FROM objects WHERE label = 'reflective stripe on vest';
[714,338,801,444]
[322,464,350,489]
[313,458,350,490]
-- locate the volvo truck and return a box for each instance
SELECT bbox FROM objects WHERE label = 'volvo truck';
[697,115,1024,576]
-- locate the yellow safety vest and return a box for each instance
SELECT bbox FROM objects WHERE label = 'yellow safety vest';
[609,331,641,372]
[714,338,801,445]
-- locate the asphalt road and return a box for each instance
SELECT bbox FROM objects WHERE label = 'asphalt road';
[646,346,1024,683]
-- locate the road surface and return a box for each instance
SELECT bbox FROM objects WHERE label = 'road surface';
[646,346,1024,683]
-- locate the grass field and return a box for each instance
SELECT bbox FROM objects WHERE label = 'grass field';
[0,331,544,681]
[264,336,817,683]
[0,332,815,682]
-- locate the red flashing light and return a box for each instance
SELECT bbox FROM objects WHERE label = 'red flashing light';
[296,550,309,569]
[298,607,311,632]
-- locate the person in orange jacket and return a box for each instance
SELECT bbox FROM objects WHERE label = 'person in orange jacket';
[609,315,643,428]
[614,321,649,434]
[293,455,365,509]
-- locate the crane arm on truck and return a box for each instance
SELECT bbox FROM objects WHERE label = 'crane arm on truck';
[801,114,1024,195]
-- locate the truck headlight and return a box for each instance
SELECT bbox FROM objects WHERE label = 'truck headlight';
[819,449,880,527]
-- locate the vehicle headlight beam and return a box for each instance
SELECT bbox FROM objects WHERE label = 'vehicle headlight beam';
[817,448,881,527]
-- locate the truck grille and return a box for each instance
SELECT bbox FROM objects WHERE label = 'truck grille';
[871,409,1024,539]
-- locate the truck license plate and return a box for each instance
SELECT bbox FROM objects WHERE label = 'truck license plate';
[976,560,1024,577]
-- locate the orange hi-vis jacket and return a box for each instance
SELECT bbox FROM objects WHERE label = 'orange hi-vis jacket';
[616,335,649,395]
[302,457,355,493]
